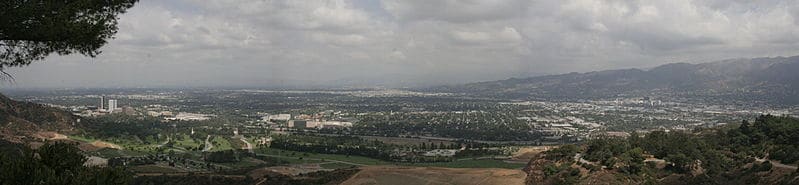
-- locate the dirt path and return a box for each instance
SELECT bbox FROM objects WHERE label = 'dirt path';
[202,135,213,152]
[91,141,123,150]
[156,136,171,148]
[756,158,798,170]
[240,137,253,152]
[48,132,69,140]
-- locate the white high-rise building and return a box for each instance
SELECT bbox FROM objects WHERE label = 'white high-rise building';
[108,99,118,113]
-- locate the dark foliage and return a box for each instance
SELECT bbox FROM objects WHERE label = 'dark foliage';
[0,0,138,77]
[0,142,132,185]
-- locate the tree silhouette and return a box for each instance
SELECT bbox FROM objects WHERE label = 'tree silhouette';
[0,0,138,78]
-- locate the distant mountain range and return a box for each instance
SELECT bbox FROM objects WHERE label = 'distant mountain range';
[431,56,799,104]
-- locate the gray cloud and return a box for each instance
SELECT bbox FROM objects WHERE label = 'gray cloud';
[4,0,799,89]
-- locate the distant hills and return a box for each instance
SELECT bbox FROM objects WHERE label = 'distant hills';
[431,56,799,104]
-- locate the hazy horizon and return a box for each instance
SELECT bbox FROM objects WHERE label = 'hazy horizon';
[4,0,799,89]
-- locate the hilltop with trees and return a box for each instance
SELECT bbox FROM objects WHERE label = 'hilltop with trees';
[525,115,799,185]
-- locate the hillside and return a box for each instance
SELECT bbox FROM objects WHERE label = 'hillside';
[0,93,78,142]
[523,115,799,185]
[432,56,799,104]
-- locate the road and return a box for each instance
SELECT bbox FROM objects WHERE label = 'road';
[156,136,171,148]
[202,135,213,152]
[756,158,798,170]
[239,137,253,153]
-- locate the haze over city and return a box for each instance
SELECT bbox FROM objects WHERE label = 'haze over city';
[6,0,799,88]
[5,0,799,185]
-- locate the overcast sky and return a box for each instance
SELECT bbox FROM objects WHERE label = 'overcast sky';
[5,0,799,89]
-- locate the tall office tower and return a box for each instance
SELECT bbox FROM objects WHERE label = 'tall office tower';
[99,96,105,110]
[108,99,117,113]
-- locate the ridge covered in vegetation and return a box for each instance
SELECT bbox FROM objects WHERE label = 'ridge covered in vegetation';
[526,115,799,185]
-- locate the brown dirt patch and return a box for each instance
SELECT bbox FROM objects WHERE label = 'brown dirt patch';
[340,166,526,185]
[248,164,326,178]
[90,140,123,150]
[510,146,554,162]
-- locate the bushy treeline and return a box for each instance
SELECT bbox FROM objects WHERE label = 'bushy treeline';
[270,135,394,160]
[722,115,799,164]
[270,134,487,163]
[0,141,131,185]
[538,115,799,184]
[80,114,166,143]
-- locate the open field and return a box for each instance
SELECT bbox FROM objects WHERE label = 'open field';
[172,134,202,150]
[227,137,247,149]
[340,166,526,185]
[509,146,554,163]
[68,135,95,142]
[210,135,233,151]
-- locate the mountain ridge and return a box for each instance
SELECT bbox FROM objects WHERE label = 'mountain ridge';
[431,56,799,104]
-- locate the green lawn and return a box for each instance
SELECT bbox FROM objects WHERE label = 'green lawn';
[227,137,246,149]
[68,135,95,142]
[173,134,202,150]
[210,136,233,151]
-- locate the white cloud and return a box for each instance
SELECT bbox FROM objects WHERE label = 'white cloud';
[6,0,799,88]
[450,27,522,45]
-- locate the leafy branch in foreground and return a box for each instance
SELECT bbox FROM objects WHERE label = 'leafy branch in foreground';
[0,0,138,79]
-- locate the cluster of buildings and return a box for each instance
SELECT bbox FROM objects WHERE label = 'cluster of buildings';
[71,96,135,117]
[259,113,354,129]
[262,114,291,121]
[141,104,212,121]
[287,120,353,129]
[422,149,458,157]
[164,112,214,121]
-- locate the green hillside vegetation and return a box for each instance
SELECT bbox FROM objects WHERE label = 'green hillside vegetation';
[527,115,799,185]
[0,141,132,185]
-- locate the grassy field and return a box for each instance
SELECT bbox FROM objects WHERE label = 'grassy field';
[227,137,246,149]
[172,134,202,150]
[210,136,233,151]
[68,135,95,142]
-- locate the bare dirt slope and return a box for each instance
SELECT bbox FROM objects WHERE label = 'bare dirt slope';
[340,166,526,185]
